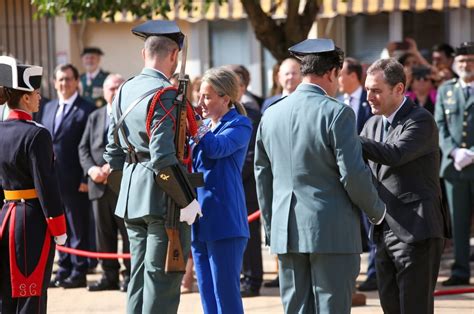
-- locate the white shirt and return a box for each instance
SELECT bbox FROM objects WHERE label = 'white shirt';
[383,97,407,126]
[87,68,101,81]
[344,86,363,117]
[57,91,78,118]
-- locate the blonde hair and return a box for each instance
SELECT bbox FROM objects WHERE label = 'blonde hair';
[202,67,247,116]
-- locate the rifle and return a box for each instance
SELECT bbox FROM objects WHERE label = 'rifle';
[164,36,199,273]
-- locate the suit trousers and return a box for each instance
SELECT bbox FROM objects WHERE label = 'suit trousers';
[375,223,444,314]
[125,216,190,314]
[443,178,474,279]
[192,237,247,314]
[92,186,130,281]
[278,252,360,314]
[241,207,263,290]
[57,192,91,279]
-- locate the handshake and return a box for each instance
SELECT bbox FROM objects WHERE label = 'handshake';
[451,148,474,171]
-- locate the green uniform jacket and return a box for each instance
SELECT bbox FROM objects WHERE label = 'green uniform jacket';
[254,83,385,255]
[104,68,178,219]
[435,78,474,180]
[80,69,109,108]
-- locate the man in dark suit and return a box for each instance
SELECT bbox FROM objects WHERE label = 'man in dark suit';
[79,73,131,292]
[338,57,376,293]
[360,58,451,313]
[41,64,96,289]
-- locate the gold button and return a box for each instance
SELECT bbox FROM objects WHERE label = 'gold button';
[463,132,467,136]
[464,122,468,126]
[445,109,450,114]
[465,111,469,116]
[461,143,467,147]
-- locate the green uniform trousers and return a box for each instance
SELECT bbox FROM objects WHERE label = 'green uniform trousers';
[125,215,190,314]
[278,252,360,314]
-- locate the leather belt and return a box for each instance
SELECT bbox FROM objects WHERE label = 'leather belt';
[4,189,38,200]
[126,152,151,164]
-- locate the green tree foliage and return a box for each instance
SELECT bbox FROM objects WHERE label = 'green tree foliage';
[32,0,320,62]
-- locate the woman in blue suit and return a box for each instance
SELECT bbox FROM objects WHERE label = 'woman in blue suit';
[191,67,252,314]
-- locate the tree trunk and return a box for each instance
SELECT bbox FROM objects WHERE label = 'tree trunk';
[240,0,320,63]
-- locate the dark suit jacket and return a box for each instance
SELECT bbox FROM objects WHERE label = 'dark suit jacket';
[40,95,95,195]
[360,99,451,243]
[337,89,372,134]
[242,107,261,212]
[78,106,110,200]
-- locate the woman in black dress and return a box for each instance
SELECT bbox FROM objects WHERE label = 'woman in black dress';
[0,56,67,313]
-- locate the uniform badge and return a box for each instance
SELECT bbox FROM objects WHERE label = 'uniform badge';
[160,174,170,181]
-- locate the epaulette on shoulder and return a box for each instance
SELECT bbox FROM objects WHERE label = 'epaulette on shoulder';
[266,95,287,110]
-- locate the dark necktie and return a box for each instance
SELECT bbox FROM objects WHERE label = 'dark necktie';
[466,86,472,99]
[54,102,66,134]
[382,119,390,141]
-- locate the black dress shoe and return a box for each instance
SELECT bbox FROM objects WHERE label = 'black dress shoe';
[58,276,87,289]
[88,278,119,292]
[49,275,67,288]
[263,276,279,288]
[240,286,260,298]
[357,277,378,292]
[442,276,470,286]
[120,276,130,293]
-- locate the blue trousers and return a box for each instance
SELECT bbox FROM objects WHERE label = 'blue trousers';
[192,237,247,314]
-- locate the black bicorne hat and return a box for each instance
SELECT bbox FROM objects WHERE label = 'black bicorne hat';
[131,20,185,50]
[0,56,43,92]
[455,42,474,56]
[288,39,336,60]
[81,47,104,56]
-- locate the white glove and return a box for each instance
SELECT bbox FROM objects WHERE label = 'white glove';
[180,199,203,225]
[451,148,474,171]
[54,233,67,246]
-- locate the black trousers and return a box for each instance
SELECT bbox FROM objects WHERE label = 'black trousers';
[92,186,130,282]
[375,222,444,314]
[241,207,263,290]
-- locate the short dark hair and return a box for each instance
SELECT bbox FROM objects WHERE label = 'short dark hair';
[397,52,415,66]
[300,47,344,77]
[226,64,250,87]
[432,43,455,58]
[54,63,79,80]
[344,57,362,82]
[367,58,406,88]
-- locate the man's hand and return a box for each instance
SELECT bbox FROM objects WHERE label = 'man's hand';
[180,199,202,225]
[451,148,474,171]
[89,166,108,183]
[54,233,67,245]
[78,183,89,193]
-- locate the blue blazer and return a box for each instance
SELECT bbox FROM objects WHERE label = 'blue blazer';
[192,109,252,242]
[337,90,372,134]
[40,95,95,195]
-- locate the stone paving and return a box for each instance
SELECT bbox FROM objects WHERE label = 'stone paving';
[48,242,474,313]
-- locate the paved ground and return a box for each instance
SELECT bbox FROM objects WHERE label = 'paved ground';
[48,242,474,313]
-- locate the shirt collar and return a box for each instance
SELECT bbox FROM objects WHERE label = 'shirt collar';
[349,86,363,100]
[87,68,101,80]
[459,79,474,89]
[7,109,32,121]
[144,67,169,81]
[301,82,328,95]
[60,91,78,106]
[384,97,407,124]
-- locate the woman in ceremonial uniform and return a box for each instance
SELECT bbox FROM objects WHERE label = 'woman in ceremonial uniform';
[0,56,67,313]
[191,67,252,314]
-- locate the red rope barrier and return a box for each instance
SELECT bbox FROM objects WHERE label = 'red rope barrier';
[56,210,262,259]
[434,288,474,296]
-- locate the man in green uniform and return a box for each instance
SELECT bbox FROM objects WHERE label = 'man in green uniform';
[435,41,474,286]
[104,21,201,313]
[254,39,385,314]
[80,47,109,108]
